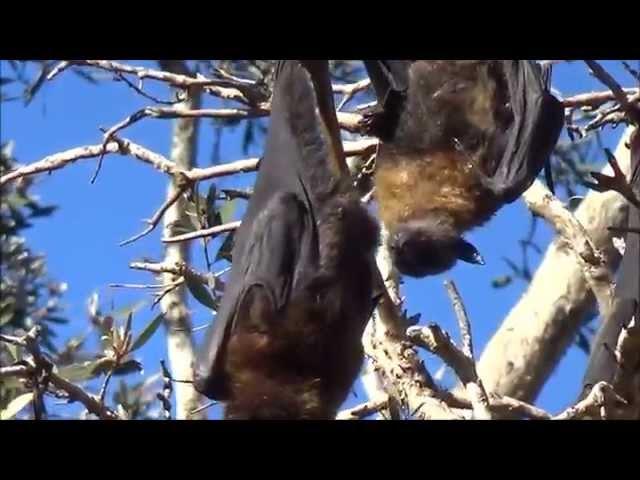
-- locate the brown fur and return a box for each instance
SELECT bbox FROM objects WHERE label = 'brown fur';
[375,148,498,233]
[221,191,378,420]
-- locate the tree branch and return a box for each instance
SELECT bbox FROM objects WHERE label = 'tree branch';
[162,220,240,243]
[476,126,634,403]
[0,327,119,420]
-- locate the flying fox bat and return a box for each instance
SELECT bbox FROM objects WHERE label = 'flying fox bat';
[193,60,380,420]
[582,130,640,396]
[361,60,565,277]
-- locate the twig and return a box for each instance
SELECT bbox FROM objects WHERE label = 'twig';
[171,322,211,333]
[336,397,389,420]
[0,141,259,188]
[344,138,378,158]
[586,148,640,209]
[334,78,371,111]
[187,400,218,418]
[440,390,552,420]
[407,323,491,420]
[119,181,191,247]
[0,327,119,420]
[47,60,248,99]
[523,180,615,322]
[152,283,181,309]
[0,365,30,379]
[562,88,639,109]
[98,369,115,404]
[444,281,475,359]
[585,60,640,125]
[113,71,180,105]
[187,158,260,182]
[129,261,207,283]
[108,283,171,289]
[162,220,240,243]
[444,281,492,420]
[409,280,491,419]
[553,381,626,420]
[361,230,465,420]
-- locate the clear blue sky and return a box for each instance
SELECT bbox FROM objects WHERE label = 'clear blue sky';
[0,60,634,418]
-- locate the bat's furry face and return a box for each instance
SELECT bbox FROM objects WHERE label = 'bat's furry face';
[389,218,484,277]
[374,148,495,278]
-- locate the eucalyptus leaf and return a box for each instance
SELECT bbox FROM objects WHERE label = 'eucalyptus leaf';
[170,220,194,236]
[184,269,217,311]
[45,316,69,325]
[0,309,14,327]
[130,314,164,352]
[57,358,111,382]
[1,392,34,420]
[114,359,143,376]
[492,275,513,289]
[5,343,20,362]
[215,231,235,263]
[219,199,238,225]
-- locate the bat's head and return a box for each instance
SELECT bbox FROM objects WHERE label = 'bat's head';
[389,219,485,277]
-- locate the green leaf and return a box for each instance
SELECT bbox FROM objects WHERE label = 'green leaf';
[130,314,164,352]
[1,392,34,420]
[491,276,513,289]
[184,269,217,311]
[215,231,235,263]
[124,312,133,338]
[113,359,143,376]
[5,343,20,362]
[206,184,218,208]
[219,199,238,224]
[57,359,110,383]
[0,309,14,327]
[170,219,194,236]
[45,316,69,325]
[29,205,58,218]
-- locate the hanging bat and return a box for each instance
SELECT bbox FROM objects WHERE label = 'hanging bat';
[582,130,640,394]
[193,60,380,419]
[362,60,565,277]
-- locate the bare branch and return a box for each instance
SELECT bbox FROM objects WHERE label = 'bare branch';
[0,327,119,420]
[477,126,634,402]
[407,322,491,420]
[334,78,371,110]
[553,381,626,420]
[336,397,389,420]
[162,220,240,243]
[585,60,640,124]
[188,158,260,182]
[119,182,191,247]
[361,230,465,420]
[442,390,552,420]
[523,179,615,321]
[586,148,640,209]
[0,365,30,379]
[562,88,639,109]
[0,140,260,188]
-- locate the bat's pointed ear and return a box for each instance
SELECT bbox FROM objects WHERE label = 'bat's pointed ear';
[455,239,485,266]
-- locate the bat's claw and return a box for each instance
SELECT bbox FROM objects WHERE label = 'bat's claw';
[360,109,385,137]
